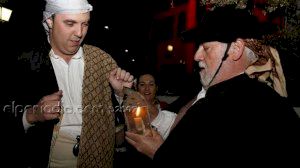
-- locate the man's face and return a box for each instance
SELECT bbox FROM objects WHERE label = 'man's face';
[137,74,157,103]
[48,12,90,58]
[194,41,227,88]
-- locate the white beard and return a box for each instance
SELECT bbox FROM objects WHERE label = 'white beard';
[199,60,221,89]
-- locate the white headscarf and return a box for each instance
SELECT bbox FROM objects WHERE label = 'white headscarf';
[42,0,93,36]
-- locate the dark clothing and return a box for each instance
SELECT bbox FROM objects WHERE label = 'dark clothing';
[1,43,56,168]
[12,44,59,168]
[154,74,300,167]
[1,111,26,168]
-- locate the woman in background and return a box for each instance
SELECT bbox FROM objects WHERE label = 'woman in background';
[136,72,176,140]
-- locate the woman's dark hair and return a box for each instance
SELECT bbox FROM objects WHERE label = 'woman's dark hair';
[136,69,160,86]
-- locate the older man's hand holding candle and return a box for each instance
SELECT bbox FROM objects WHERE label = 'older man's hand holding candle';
[125,129,164,159]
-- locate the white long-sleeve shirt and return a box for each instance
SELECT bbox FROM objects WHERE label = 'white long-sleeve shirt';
[23,47,85,139]
[151,107,177,140]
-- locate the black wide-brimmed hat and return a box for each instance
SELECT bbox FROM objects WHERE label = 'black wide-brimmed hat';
[182,5,265,44]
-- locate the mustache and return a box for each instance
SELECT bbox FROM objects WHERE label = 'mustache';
[198,62,206,69]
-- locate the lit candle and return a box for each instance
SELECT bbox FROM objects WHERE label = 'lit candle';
[134,107,145,134]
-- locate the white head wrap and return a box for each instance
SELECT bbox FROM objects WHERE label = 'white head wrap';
[42,0,93,36]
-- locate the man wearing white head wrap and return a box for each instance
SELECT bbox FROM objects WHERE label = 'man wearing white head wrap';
[20,0,134,168]
[42,0,93,39]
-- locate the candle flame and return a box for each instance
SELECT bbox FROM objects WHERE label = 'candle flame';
[136,107,141,117]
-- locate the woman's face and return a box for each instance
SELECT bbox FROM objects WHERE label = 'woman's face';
[137,74,157,103]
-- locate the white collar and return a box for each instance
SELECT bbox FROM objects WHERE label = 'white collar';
[192,87,207,105]
[49,47,84,60]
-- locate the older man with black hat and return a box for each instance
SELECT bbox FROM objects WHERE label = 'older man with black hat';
[125,6,300,167]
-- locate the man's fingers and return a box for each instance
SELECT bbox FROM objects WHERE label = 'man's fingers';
[111,67,133,82]
[50,103,62,113]
[118,69,124,79]
[128,75,134,82]
[54,90,63,95]
[116,68,122,79]
[151,129,160,136]
[110,67,123,80]
[109,68,118,77]
[122,71,129,81]
[41,91,63,102]
[44,112,60,120]
[50,90,63,99]
[144,129,153,137]
[36,100,62,116]
[117,68,133,80]
[125,131,141,142]
[125,136,137,147]
[123,72,132,81]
